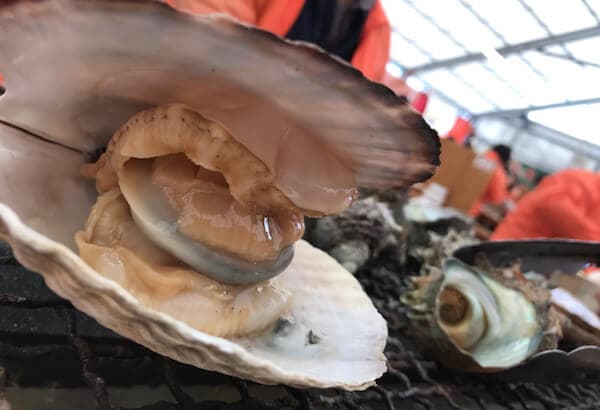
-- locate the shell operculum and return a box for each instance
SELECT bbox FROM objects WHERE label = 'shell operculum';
[402,259,557,372]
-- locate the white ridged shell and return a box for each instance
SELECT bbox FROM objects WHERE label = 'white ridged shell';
[0,123,387,389]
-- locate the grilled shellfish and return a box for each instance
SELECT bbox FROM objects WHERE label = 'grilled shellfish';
[402,259,559,372]
[0,0,440,389]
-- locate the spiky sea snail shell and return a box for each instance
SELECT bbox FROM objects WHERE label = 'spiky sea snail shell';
[401,259,559,372]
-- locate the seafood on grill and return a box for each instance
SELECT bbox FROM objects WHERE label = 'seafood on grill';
[402,259,559,372]
[0,0,440,389]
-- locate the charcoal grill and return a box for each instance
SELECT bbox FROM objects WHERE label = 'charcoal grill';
[0,241,598,410]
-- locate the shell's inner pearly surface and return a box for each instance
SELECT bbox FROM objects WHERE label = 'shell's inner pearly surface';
[438,264,541,368]
[403,259,557,372]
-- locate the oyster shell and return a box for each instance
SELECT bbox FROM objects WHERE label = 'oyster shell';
[402,259,558,372]
[0,0,441,389]
[308,196,403,273]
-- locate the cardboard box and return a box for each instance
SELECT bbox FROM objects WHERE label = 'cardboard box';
[425,138,493,214]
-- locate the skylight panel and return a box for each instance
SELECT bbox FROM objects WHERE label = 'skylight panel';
[528,103,600,146]
[390,32,432,66]
[461,0,546,43]
[522,0,597,34]
[418,70,496,113]
[410,0,503,51]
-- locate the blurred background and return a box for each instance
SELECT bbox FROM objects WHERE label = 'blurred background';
[378,0,600,241]
[381,0,600,174]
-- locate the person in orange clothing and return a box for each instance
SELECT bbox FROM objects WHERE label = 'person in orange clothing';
[164,0,391,82]
[469,145,511,217]
[492,169,600,241]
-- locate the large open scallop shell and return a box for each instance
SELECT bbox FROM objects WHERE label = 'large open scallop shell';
[0,0,441,389]
[0,123,390,391]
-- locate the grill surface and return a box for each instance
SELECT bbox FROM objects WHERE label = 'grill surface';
[0,228,599,409]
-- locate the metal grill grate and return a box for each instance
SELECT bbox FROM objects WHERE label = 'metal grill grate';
[0,237,599,409]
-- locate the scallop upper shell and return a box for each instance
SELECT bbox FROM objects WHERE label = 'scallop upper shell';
[0,0,440,204]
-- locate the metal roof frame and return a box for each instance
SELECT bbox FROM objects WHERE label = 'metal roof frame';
[473,116,600,169]
[582,0,600,24]
[390,28,498,111]
[404,26,600,75]
[521,120,600,161]
[537,49,600,69]
[474,96,600,118]
[383,0,600,150]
